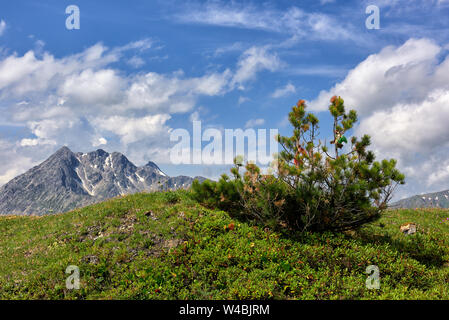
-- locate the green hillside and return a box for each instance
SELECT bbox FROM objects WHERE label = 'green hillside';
[1,190,449,299]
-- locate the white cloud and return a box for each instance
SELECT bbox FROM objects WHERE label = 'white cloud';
[271,83,296,98]
[309,38,442,115]
[0,41,236,142]
[177,4,361,43]
[59,69,125,105]
[127,56,145,68]
[178,3,281,32]
[116,38,153,52]
[214,42,245,57]
[0,164,32,185]
[91,114,171,144]
[20,117,80,147]
[427,160,449,186]
[245,118,265,128]
[191,70,232,95]
[0,39,157,100]
[0,139,36,186]
[0,42,173,180]
[20,138,56,147]
[310,38,449,199]
[0,43,118,97]
[232,46,281,88]
[92,137,108,147]
[356,90,449,156]
[125,70,231,113]
[0,38,285,186]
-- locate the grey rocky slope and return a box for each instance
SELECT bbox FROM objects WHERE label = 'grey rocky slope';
[0,146,205,215]
[390,189,449,209]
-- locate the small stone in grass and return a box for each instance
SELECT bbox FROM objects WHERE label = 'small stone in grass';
[400,223,416,235]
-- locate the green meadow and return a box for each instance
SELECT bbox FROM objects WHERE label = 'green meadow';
[1,190,448,299]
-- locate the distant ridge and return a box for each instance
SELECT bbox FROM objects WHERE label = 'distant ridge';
[390,189,449,209]
[0,146,206,215]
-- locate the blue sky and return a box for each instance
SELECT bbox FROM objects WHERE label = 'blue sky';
[1,0,449,200]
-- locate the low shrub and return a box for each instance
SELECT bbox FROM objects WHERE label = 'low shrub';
[193,97,405,233]
[163,191,181,204]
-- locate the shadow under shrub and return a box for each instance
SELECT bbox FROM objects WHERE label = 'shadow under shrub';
[193,96,405,233]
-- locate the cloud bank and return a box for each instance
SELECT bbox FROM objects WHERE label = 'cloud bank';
[309,38,449,198]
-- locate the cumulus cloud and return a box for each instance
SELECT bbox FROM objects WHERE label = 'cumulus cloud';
[310,38,449,199]
[309,38,443,114]
[20,117,81,147]
[0,43,118,98]
[0,40,276,121]
[355,89,449,194]
[0,42,195,183]
[0,41,234,141]
[59,69,125,105]
[356,91,449,156]
[0,139,36,186]
[91,114,171,144]
[125,69,231,113]
[0,37,285,186]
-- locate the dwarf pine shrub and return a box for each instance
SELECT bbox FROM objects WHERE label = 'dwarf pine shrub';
[193,96,405,232]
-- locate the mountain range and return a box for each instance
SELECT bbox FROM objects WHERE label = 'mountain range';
[390,189,449,209]
[0,146,205,215]
[2,145,448,215]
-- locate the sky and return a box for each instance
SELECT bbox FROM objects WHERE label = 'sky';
[1,0,449,201]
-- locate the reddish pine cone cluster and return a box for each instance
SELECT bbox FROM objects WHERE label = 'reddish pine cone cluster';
[330,95,337,104]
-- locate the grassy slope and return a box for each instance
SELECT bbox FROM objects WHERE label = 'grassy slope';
[0,190,448,300]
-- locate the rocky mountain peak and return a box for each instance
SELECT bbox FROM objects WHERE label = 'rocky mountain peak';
[44,146,78,167]
[144,161,165,174]
[0,147,205,215]
[93,148,108,156]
